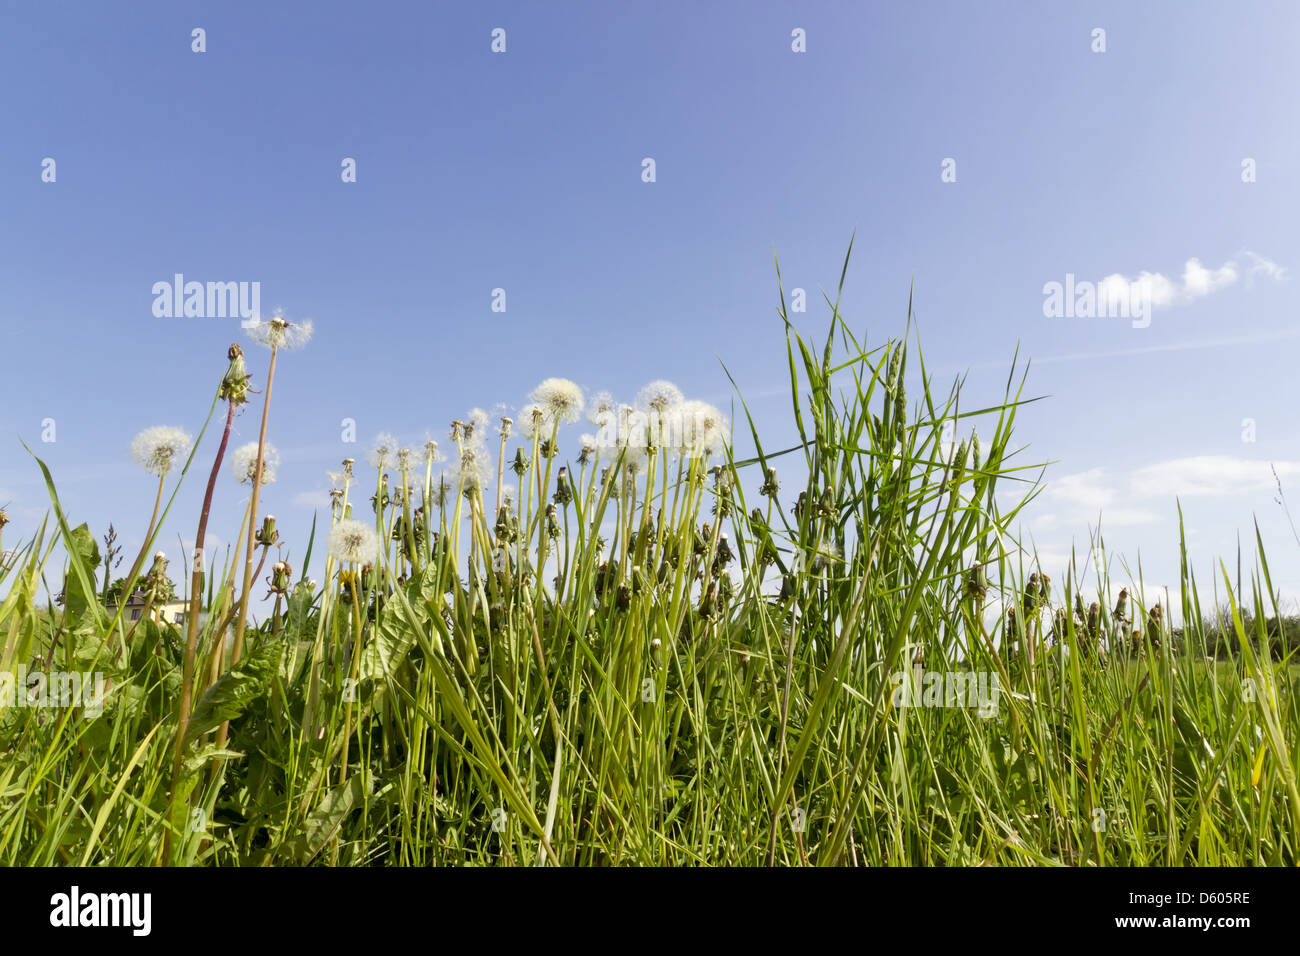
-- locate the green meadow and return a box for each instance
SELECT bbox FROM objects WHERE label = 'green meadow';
[2,249,1296,866]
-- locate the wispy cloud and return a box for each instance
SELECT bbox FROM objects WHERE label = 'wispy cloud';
[1242,250,1288,282]
[1129,456,1300,498]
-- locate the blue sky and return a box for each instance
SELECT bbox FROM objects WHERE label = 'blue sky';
[2,1,1298,613]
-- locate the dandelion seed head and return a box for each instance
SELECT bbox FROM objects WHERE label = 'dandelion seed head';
[328,518,380,565]
[517,402,551,439]
[452,445,491,496]
[619,442,649,474]
[531,377,584,425]
[587,391,616,428]
[465,407,491,444]
[424,439,443,464]
[246,309,314,351]
[430,473,453,510]
[677,400,729,458]
[369,432,399,469]
[231,442,279,485]
[635,380,684,414]
[130,425,192,477]
[811,541,843,572]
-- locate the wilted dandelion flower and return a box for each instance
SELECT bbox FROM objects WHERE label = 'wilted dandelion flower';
[635,380,684,414]
[531,378,584,424]
[328,518,380,565]
[231,442,279,485]
[245,309,314,351]
[130,426,192,477]
[369,432,399,469]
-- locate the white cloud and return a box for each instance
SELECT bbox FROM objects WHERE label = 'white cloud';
[1096,250,1282,314]
[1046,468,1112,511]
[292,489,330,510]
[1181,257,1238,297]
[1129,456,1300,498]
[1043,467,1161,527]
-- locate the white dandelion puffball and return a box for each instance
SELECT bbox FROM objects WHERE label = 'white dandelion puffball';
[530,377,584,425]
[516,402,551,440]
[635,380,684,414]
[368,432,399,469]
[130,426,192,477]
[328,518,380,565]
[231,442,280,485]
[452,445,491,495]
[676,400,729,458]
[246,310,314,351]
[466,407,491,439]
[586,391,616,427]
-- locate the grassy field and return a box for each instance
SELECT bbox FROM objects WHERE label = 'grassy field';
[1,250,1296,866]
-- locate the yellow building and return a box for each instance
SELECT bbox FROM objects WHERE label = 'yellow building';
[113,591,189,626]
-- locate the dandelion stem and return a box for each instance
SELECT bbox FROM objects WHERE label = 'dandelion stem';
[164,395,236,866]
[123,474,166,592]
[228,343,278,670]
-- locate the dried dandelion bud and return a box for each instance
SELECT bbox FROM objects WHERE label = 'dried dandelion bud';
[256,514,279,547]
[553,468,572,506]
[511,448,529,476]
[269,560,292,595]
